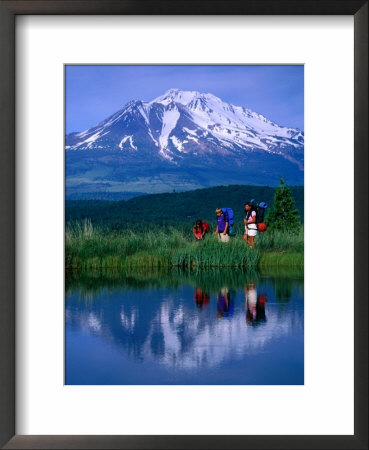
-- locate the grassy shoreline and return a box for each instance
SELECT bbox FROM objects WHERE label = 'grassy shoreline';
[66,221,303,270]
[66,265,304,298]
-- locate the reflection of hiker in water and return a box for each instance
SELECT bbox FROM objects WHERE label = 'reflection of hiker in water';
[244,283,267,325]
[194,288,210,309]
[216,287,234,319]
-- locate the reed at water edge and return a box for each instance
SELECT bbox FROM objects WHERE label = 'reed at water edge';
[65,219,303,271]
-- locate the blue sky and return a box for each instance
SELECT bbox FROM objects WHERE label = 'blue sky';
[65,65,304,134]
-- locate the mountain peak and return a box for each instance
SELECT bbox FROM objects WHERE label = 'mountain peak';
[152,88,213,107]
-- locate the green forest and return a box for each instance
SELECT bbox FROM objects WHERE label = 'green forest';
[66,184,304,232]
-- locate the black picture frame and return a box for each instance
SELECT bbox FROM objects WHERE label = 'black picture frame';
[0,1,367,449]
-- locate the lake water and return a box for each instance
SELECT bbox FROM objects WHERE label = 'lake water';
[65,268,304,385]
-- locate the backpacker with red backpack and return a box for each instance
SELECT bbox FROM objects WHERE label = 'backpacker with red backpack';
[193,220,210,240]
[202,221,210,233]
[249,199,268,232]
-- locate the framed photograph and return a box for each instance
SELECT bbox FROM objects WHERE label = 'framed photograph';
[1,1,367,449]
[65,63,305,386]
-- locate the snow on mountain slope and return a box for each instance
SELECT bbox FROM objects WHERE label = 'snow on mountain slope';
[153,88,300,143]
[66,88,304,165]
[158,105,180,161]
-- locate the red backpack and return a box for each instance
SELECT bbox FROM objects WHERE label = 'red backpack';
[257,222,268,232]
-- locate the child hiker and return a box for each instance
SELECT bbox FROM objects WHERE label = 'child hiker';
[214,208,229,243]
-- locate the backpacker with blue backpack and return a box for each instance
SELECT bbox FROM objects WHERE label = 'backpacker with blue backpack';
[249,199,268,232]
[221,207,236,236]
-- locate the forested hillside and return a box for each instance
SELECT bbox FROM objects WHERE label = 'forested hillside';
[66,184,304,231]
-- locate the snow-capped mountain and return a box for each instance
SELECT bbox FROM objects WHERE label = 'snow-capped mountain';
[66,89,304,196]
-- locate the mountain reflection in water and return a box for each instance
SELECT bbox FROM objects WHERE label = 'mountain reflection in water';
[65,268,304,385]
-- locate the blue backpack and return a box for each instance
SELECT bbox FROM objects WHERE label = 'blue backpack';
[221,207,234,226]
[221,207,236,236]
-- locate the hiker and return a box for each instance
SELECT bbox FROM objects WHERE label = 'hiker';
[243,202,257,246]
[192,219,209,243]
[214,208,229,242]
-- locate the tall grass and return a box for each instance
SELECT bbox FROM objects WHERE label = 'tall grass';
[256,227,304,267]
[171,236,259,268]
[255,227,304,252]
[66,219,303,270]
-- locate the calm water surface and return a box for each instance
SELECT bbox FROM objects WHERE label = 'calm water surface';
[65,269,304,385]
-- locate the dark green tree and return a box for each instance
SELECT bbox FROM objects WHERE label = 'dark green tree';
[267,178,301,233]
